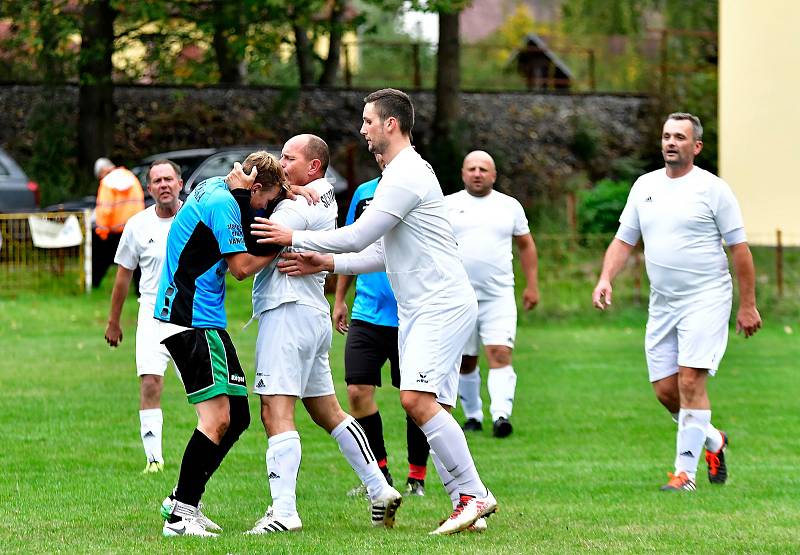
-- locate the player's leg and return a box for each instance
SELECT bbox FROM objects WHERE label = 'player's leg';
[457,321,484,431]
[306,306,402,527]
[345,320,393,487]
[389,336,429,496]
[484,345,515,438]
[137,304,170,472]
[159,328,245,536]
[481,294,519,438]
[248,306,304,533]
[247,393,303,534]
[400,301,496,534]
[674,292,732,486]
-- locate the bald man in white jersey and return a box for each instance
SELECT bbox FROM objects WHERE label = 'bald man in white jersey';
[247,88,497,535]
[592,112,762,492]
[446,150,539,438]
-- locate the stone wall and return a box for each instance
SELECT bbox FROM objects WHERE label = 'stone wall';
[0,84,654,209]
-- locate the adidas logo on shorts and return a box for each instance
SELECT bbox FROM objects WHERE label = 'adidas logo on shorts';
[256,379,265,388]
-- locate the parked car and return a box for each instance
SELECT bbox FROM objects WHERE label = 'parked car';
[0,147,40,212]
[45,145,350,215]
[131,146,349,200]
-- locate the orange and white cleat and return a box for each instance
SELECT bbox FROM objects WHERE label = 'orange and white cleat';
[705,431,728,484]
[660,471,696,492]
[430,491,497,535]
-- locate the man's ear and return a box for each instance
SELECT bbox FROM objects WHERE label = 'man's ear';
[308,159,322,175]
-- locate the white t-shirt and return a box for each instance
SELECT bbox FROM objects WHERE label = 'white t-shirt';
[446,189,530,300]
[114,205,175,305]
[252,178,337,316]
[294,146,473,313]
[617,166,745,298]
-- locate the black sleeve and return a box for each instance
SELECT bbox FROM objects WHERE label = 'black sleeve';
[230,188,283,257]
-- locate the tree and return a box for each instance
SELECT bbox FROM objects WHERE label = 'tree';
[78,0,117,189]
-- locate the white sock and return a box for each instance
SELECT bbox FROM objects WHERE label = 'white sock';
[705,421,724,452]
[458,367,483,421]
[675,408,711,479]
[331,416,389,500]
[267,431,301,518]
[139,408,163,464]
[430,450,460,509]
[488,365,517,421]
[420,410,487,498]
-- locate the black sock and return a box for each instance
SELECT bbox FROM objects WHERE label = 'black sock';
[356,411,389,474]
[174,429,222,509]
[406,414,430,468]
[208,396,251,476]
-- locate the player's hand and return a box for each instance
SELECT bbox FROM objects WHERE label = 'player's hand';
[277,251,333,276]
[736,305,762,338]
[105,322,123,347]
[592,279,613,310]
[225,162,256,190]
[251,217,293,246]
[332,301,349,334]
[522,285,539,310]
[287,185,320,205]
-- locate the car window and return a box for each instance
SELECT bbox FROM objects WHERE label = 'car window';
[187,152,249,191]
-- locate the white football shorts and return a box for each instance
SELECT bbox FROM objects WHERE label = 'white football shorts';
[462,291,517,356]
[645,286,732,382]
[136,303,172,377]
[253,302,335,398]
[398,297,478,407]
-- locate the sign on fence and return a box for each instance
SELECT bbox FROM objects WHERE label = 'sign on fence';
[27,215,83,249]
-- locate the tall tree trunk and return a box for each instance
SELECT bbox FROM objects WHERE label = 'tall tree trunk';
[78,0,116,192]
[434,10,460,137]
[431,10,462,194]
[212,0,243,85]
[318,0,345,87]
[294,24,314,87]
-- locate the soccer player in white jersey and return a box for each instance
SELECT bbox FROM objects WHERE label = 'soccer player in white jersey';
[233,135,402,534]
[247,89,497,535]
[446,150,539,438]
[592,112,762,491]
[104,159,183,474]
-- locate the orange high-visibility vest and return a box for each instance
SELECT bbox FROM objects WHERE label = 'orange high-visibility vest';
[95,167,144,240]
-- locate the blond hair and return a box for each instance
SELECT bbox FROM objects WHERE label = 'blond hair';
[242,151,289,192]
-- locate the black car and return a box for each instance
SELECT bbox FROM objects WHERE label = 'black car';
[132,146,349,200]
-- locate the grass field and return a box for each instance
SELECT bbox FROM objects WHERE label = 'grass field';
[1,276,798,554]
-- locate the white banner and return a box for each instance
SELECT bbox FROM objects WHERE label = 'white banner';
[27,215,84,248]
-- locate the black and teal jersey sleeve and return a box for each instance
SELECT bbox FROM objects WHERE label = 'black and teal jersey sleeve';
[154,177,247,328]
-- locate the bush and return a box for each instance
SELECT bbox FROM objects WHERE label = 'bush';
[576,178,632,234]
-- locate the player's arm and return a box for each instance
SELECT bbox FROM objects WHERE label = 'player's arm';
[514,232,539,310]
[333,275,355,334]
[728,241,762,337]
[592,235,637,310]
[225,252,279,281]
[105,265,134,347]
[278,241,385,276]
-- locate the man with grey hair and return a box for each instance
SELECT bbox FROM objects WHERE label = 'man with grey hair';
[592,112,761,492]
[92,157,144,288]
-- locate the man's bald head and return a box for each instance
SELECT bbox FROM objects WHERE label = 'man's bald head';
[461,150,497,197]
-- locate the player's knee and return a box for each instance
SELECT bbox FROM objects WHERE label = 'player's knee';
[485,346,512,367]
[139,375,163,403]
[459,355,479,374]
[347,384,374,411]
[228,396,251,437]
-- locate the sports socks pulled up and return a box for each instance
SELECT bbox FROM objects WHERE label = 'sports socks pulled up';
[487,365,517,421]
[420,409,486,498]
[457,367,483,422]
[331,415,390,500]
[140,408,163,464]
[674,408,712,479]
[266,431,301,518]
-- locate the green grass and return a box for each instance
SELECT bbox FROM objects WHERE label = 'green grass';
[1,276,798,553]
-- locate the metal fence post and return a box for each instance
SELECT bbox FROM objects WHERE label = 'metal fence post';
[83,208,92,294]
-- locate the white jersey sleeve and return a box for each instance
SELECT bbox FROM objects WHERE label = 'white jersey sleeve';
[114,223,140,271]
[710,178,745,235]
